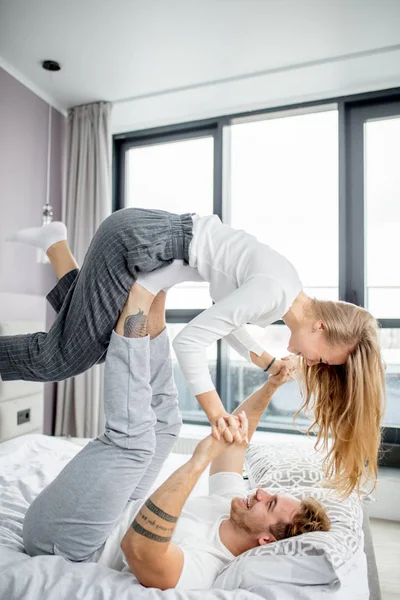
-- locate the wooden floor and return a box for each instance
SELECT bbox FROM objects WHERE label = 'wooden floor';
[370,518,400,600]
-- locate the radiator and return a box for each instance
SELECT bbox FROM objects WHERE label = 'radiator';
[172,436,201,455]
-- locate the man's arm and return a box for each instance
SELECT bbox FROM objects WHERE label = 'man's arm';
[121,414,247,590]
[209,366,292,477]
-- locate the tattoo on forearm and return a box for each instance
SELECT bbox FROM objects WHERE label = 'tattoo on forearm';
[139,512,173,532]
[124,309,147,338]
[145,498,178,522]
[132,520,172,542]
[130,501,178,545]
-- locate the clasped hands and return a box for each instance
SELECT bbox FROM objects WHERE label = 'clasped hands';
[250,352,299,378]
[211,412,248,444]
[268,354,299,378]
[210,356,297,443]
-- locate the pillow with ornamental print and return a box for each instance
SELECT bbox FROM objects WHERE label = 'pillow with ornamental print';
[213,441,367,596]
[213,484,367,596]
[245,440,326,492]
[244,440,372,500]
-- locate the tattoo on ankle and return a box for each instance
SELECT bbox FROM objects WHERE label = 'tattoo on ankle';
[145,498,178,522]
[132,520,172,542]
[124,309,147,338]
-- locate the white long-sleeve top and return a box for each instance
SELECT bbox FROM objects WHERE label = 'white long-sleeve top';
[172,215,302,396]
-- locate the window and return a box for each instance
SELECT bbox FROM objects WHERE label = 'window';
[125,137,214,216]
[223,326,310,431]
[115,123,225,420]
[124,134,214,311]
[380,329,400,429]
[114,89,400,465]
[365,117,400,318]
[347,99,400,447]
[224,108,339,429]
[229,109,339,301]
[167,323,217,422]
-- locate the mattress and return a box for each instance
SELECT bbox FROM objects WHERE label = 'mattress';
[0,434,368,600]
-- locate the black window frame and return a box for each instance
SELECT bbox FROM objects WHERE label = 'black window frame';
[113,86,400,467]
[113,119,228,400]
[344,96,400,461]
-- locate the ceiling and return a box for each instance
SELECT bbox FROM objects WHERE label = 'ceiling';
[1,0,400,112]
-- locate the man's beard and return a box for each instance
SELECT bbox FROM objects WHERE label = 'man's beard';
[230,502,254,536]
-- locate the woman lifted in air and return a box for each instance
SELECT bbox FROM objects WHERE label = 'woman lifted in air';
[3,207,385,495]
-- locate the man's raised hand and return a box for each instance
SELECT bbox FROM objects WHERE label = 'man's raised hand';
[196,411,249,463]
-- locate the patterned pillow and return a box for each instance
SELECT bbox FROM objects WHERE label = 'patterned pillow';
[214,485,365,593]
[213,442,366,592]
[245,440,372,499]
[245,440,326,491]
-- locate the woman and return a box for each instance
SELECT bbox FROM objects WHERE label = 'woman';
[3,208,385,495]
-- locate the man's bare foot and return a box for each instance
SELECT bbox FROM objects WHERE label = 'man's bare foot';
[46,240,79,280]
[147,291,167,340]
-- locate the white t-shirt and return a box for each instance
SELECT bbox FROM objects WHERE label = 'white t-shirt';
[172,214,303,395]
[97,472,246,590]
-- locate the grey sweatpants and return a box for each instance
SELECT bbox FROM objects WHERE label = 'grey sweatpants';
[23,328,182,561]
[0,207,193,382]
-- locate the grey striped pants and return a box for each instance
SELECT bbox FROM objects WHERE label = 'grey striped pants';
[0,208,193,382]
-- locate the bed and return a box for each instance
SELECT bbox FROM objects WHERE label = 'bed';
[0,298,380,599]
[0,433,256,600]
[0,431,381,600]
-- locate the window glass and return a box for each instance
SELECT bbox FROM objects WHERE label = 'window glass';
[229,109,339,300]
[226,109,339,428]
[225,325,400,430]
[380,328,400,428]
[126,138,213,310]
[167,323,217,419]
[224,325,310,430]
[365,117,400,318]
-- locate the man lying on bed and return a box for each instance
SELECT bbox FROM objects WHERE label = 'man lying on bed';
[23,287,330,591]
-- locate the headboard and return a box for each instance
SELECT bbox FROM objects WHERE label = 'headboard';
[0,293,47,443]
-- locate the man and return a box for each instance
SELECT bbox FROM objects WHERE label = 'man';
[23,285,330,591]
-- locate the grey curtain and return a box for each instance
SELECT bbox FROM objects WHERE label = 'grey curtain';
[55,102,112,438]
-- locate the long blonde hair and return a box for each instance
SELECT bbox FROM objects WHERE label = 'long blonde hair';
[296,299,385,497]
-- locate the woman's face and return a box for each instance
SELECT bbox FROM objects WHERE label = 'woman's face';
[287,321,349,367]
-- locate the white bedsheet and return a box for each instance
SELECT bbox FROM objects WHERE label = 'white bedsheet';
[0,434,363,600]
[0,434,257,600]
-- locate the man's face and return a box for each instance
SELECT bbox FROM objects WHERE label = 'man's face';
[230,488,301,545]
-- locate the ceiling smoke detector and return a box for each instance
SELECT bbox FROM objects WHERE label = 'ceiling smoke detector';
[42,60,61,72]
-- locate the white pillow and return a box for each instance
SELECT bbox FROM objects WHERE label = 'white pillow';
[213,442,366,596]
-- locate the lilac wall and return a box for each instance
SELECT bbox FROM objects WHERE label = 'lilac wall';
[0,66,65,434]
